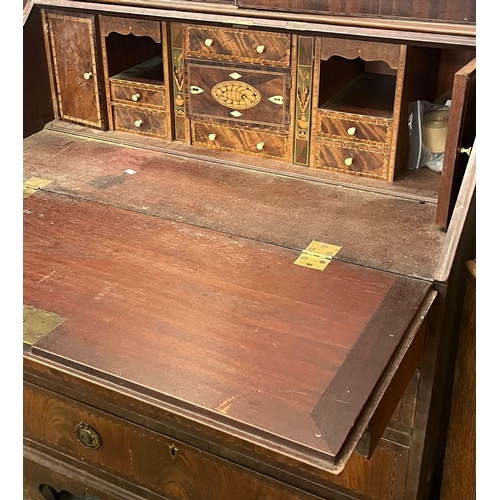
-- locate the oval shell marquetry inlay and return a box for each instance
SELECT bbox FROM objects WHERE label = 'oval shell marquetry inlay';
[211,81,261,109]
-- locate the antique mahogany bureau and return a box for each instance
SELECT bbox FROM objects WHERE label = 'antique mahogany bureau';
[22,1,476,500]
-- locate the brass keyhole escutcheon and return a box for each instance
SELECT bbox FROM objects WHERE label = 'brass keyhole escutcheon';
[169,443,178,459]
[75,422,101,449]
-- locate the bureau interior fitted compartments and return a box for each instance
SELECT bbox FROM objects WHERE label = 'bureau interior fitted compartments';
[24,2,476,499]
[99,15,171,139]
[39,9,475,227]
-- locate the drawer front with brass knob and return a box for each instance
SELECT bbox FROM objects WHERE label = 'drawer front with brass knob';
[192,121,287,160]
[316,138,388,179]
[110,81,165,109]
[112,105,166,138]
[23,383,321,500]
[185,25,291,67]
[317,111,392,145]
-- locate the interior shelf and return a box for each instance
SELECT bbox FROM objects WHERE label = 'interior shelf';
[320,73,396,119]
[110,55,164,86]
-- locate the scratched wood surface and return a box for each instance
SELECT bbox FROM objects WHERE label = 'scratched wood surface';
[23,129,445,279]
[238,0,476,23]
[24,190,430,464]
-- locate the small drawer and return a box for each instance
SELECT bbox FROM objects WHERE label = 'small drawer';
[316,138,389,180]
[112,105,166,138]
[318,110,392,145]
[192,121,287,160]
[187,62,289,128]
[110,81,165,109]
[23,384,320,500]
[185,25,291,67]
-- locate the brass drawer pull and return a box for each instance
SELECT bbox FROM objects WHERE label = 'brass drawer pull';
[83,72,93,80]
[131,93,141,102]
[75,422,101,449]
[256,45,265,54]
[344,157,353,166]
[134,119,143,128]
[256,142,265,151]
[205,38,214,47]
[347,127,356,136]
[208,133,217,141]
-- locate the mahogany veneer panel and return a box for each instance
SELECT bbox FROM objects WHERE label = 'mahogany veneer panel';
[187,63,289,127]
[24,385,323,500]
[185,25,291,67]
[24,191,430,467]
[45,11,103,128]
[238,0,476,23]
[23,129,445,279]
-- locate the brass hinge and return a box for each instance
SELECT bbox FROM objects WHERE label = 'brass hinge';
[23,305,65,350]
[294,240,342,271]
[23,177,52,198]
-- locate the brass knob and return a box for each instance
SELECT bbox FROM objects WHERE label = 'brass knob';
[134,119,142,128]
[83,72,92,80]
[75,422,101,449]
[347,127,356,136]
[344,157,353,166]
[460,146,472,156]
[131,93,140,102]
[256,142,265,151]
[205,38,213,46]
[256,45,265,54]
[208,133,217,141]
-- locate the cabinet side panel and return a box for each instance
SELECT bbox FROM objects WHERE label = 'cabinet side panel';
[24,8,54,138]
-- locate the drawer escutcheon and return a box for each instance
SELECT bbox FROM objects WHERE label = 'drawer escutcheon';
[75,422,101,450]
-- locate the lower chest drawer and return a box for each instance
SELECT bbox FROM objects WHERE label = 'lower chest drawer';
[23,384,320,500]
[112,105,166,138]
[191,120,288,160]
[316,138,389,180]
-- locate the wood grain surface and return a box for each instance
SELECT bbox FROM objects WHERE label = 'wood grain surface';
[187,63,289,127]
[24,385,323,500]
[112,105,167,138]
[24,190,430,467]
[23,129,445,279]
[439,260,475,500]
[191,121,288,160]
[46,11,103,128]
[238,0,476,23]
[186,25,291,67]
[436,58,476,228]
